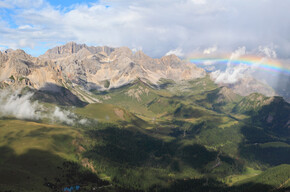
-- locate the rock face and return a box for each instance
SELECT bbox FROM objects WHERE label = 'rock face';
[0,49,59,89]
[41,42,115,59]
[40,42,206,89]
[0,42,206,101]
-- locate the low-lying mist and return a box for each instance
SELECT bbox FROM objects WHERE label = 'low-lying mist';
[0,90,87,125]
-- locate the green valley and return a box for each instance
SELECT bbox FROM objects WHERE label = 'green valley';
[0,76,289,192]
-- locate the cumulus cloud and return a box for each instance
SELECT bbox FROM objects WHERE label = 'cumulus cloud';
[210,47,249,84]
[203,60,215,65]
[0,0,289,58]
[203,46,217,55]
[229,47,246,60]
[258,45,277,58]
[166,48,184,57]
[132,46,143,53]
[0,90,87,125]
[211,64,250,84]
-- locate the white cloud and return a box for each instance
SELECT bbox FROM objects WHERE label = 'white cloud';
[211,64,250,84]
[0,90,41,119]
[132,46,143,53]
[0,0,45,8]
[191,0,207,5]
[0,0,289,58]
[210,47,248,84]
[0,90,87,125]
[229,46,246,60]
[0,2,11,8]
[166,48,184,57]
[259,45,277,58]
[18,25,33,30]
[209,46,283,85]
[203,60,216,65]
[203,46,217,55]
[204,65,216,71]
[19,39,35,48]
[52,107,75,125]
[79,118,89,125]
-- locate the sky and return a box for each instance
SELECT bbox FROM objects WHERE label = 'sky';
[0,0,289,58]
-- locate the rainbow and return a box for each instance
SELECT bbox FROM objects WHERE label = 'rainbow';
[188,56,290,76]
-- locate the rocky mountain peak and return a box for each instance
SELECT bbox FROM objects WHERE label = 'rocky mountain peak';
[0,55,7,68]
[1,43,205,98]
[110,47,133,59]
[161,54,183,67]
[75,47,92,59]
[133,50,150,60]
[87,46,115,56]
[42,42,88,59]
[3,49,14,54]
[7,49,33,60]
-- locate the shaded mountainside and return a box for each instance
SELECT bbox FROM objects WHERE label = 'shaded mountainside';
[233,93,290,135]
[32,83,88,107]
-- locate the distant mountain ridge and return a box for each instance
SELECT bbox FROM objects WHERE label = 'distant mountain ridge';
[0,42,287,104]
[0,42,206,102]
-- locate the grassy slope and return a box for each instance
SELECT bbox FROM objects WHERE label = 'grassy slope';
[75,103,128,121]
[1,76,289,191]
[0,119,112,192]
[235,164,290,191]
[90,77,290,189]
[0,120,77,157]
[93,80,177,120]
[0,119,77,191]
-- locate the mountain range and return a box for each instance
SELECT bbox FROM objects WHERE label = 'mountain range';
[0,42,289,192]
[0,42,285,103]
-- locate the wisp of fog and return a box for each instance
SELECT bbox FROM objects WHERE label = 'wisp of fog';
[0,90,86,125]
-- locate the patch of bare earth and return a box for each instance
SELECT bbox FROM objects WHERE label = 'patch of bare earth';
[72,138,97,173]
[81,158,97,173]
[114,108,125,120]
